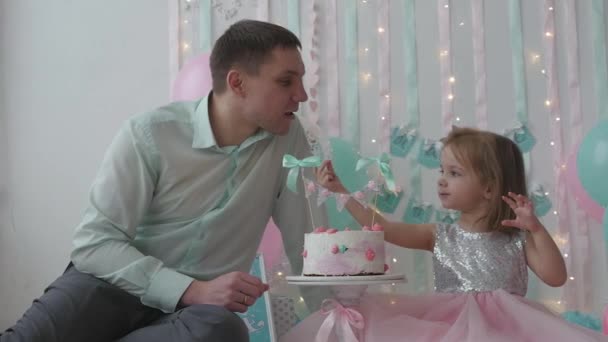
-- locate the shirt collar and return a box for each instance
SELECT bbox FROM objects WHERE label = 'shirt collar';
[192,93,217,149]
[192,93,272,150]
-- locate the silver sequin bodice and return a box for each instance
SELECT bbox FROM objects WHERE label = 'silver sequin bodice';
[433,223,528,296]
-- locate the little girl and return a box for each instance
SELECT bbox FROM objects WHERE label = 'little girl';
[281,127,605,341]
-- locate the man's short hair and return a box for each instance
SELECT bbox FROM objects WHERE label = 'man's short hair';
[210,20,302,93]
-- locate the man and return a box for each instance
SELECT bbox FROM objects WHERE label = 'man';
[1,19,324,342]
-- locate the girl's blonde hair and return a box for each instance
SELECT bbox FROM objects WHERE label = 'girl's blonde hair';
[442,127,527,233]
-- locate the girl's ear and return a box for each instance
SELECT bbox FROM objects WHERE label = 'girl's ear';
[484,185,493,200]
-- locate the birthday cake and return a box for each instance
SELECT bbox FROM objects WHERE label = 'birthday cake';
[302,225,386,276]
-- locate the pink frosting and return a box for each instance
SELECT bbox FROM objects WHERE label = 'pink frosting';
[365,248,376,261]
[326,228,338,234]
[362,226,371,231]
[344,227,351,231]
[331,244,339,254]
[371,223,384,231]
[314,227,327,233]
[302,250,307,258]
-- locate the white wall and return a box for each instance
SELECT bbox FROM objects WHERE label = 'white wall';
[0,0,170,329]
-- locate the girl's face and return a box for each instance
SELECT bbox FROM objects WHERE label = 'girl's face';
[437,146,491,214]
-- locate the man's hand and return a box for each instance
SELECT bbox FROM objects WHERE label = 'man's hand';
[179,272,269,313]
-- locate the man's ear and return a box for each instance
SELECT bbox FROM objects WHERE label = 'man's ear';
[226,69,245,96]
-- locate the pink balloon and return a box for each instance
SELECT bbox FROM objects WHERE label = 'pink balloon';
[171,53,212,101]
[564,144,604,223]
[257,219,285,270]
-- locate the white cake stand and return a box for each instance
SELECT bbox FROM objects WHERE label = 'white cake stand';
[286,273,407,342]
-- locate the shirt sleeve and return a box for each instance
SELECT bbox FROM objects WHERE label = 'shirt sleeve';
[271,120,330,311]
[70,119,193,313]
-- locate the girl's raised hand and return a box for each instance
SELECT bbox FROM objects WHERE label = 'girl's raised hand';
[501,192,543,232]
[315,160,349,194]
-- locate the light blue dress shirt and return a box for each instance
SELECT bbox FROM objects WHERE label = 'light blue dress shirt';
[71,95,322,313]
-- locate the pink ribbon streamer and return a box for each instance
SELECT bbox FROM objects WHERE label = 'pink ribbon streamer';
[315,299,365,342]
[562,0,592,311]
[437,0,454,135]
[471,0,488,129]
[326,0,341,137]
[543,0,575,310]
[377,0,391,153]
[168,0,180,93]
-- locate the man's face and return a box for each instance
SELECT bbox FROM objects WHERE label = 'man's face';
[240,47,308,135]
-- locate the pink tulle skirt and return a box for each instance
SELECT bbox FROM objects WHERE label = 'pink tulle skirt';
[280,290,606,342]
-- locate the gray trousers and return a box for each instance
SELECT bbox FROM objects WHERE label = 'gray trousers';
[0,265,249,342]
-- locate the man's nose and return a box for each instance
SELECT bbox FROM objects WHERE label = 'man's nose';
[294,83,308,102]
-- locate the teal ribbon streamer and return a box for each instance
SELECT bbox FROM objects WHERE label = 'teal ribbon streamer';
[343,0,360,148]
[508,0,532,190]
[356,153,396,192]
[287,0,300,38]
[199,0,212,51]
[592,0,608,119]
[403,0,427,292]
[282,154,321,193]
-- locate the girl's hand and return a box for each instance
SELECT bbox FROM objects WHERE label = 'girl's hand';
[315,160,349,194]
[501,192,543,232]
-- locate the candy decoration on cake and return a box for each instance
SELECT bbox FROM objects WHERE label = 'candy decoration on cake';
[365,248,376,261]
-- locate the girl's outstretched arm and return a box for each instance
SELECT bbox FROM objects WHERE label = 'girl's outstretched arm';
[502,192,567,287]
[317,160,435,252]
